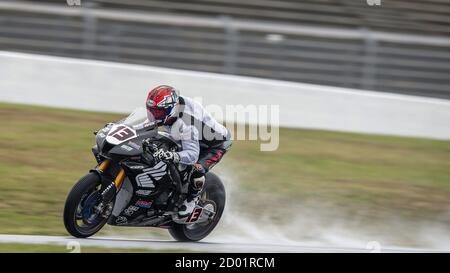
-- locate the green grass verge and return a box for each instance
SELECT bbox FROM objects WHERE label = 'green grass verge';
[0,102,449,235]
[0,243,196,253]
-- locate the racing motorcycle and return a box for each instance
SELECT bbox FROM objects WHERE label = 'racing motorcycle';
[63,108,225,241]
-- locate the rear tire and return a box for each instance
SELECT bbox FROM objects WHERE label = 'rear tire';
[169,172,226,242]
[63,173,111,238]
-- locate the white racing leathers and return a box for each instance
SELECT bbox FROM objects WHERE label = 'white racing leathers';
[162,96,231,166]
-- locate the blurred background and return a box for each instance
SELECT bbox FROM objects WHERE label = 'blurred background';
[1,0,450,97]
[0,0,450,252]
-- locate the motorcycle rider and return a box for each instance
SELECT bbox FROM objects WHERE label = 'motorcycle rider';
[143,85,232,217]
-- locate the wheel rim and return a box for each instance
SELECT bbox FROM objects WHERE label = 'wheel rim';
[181,184,224,239]
[72,184,109,235]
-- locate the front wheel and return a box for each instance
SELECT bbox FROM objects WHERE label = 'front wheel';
[169,172,226,241]
[63,173,112,238]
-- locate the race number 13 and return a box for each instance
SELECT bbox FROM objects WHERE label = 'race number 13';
[109,126,135,141]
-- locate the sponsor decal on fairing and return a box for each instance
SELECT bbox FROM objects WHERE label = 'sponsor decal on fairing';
[123,205,139,216]
[135,200,153,208]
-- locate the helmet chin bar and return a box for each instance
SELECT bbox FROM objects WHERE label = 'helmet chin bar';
[162,114,179,126]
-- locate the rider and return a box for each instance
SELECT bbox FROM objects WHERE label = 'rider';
[143,85,232,217]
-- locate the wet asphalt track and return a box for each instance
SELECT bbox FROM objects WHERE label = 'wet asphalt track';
[0,234,446,253]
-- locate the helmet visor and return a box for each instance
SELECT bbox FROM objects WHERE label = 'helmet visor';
[147,106,167,121]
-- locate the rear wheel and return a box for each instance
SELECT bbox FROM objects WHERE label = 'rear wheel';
[169,172,226,241]
[63,173,113,238]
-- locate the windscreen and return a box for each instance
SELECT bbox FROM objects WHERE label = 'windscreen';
[118,107,155,130]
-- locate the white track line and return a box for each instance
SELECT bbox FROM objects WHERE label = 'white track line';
[0,234,447,253]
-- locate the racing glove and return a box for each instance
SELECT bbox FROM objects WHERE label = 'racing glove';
[142,139,180,163]
[156,149,180,163]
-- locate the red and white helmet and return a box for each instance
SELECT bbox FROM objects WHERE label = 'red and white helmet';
[146,85,179,126]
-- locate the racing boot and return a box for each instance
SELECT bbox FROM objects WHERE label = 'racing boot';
[178,166,205,217]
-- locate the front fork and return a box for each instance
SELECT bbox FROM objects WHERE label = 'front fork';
[95,160,126,202]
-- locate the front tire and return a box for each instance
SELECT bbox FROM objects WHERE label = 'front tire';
[63,173,111,238]
[169,172,226,241]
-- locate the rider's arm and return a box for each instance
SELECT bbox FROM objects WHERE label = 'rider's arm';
[177,124,200,165]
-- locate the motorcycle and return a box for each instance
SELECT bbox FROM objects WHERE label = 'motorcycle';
[63,108,226,241]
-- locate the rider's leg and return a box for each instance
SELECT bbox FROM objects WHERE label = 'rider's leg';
[178,140,232,217]
[191,139,233,195]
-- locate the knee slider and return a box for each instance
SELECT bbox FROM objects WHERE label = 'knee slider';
[192,176,205,190]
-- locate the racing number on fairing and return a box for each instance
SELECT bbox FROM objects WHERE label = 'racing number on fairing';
[110,126,135,141]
